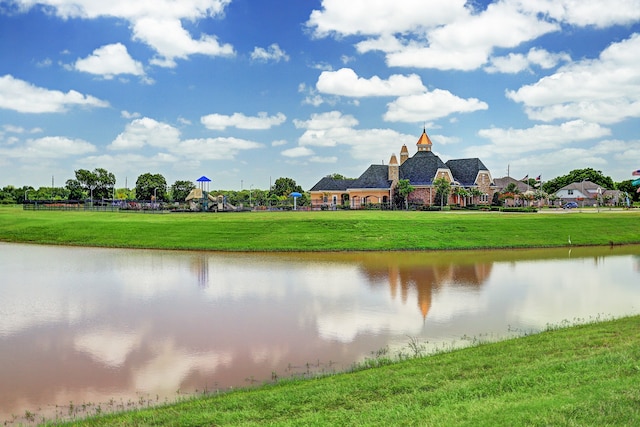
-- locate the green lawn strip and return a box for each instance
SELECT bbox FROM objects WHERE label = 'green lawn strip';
[2,207,640,251]
[53,316,640,426]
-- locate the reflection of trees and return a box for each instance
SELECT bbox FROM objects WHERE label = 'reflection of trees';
[358,256,493,320]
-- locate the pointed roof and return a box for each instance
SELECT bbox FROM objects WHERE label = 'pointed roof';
[399,151,448,185]
[416,128,433,147]
[389,154,398,165]
[493,176,529,193]
[309,177,353,192]
[350,165,392,189]
[446,158,489,186]
[400,145,409,154]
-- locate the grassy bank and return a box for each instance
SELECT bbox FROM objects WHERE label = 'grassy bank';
[50,315,640,426]
[1,206,639,251]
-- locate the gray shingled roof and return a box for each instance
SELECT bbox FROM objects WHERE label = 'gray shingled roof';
[350,164,392,189]
[446,158,488,186]
[493,176,529,193]
[310,146,494,192]
[399,151,447,185]
[309,177,353,192]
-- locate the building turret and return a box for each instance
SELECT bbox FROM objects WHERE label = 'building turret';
[400,144,409,164]
[416,128,433,152]
[388,153,399,182]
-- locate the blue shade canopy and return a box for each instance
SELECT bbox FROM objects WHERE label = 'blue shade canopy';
[290,192,302,197]
[197,176,212,182]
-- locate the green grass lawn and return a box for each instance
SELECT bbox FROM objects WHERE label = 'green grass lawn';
[49,315,640,426]
[1,205,639,251]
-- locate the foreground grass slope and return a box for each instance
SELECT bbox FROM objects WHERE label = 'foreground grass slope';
[54,315,640,426]
[1,206,639,251]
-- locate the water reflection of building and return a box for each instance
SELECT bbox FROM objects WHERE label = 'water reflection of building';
[361,258,493,320]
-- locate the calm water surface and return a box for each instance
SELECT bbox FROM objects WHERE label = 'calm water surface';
[1,243,639,423]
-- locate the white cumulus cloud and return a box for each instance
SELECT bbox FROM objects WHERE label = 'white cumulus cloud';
[316,68,426,97]
[10,0,235,68]
[477,120,611,155]
[107,117,264,163]
[0,136,96,159]
[307,0,466,38]
[384,90,488,122]
[507,33,640,124]
[201,112,287,130]
[74,43,145,78]
[281,146,314,158]
[485,47,571,74]
[250,43,289,62]
[109,117,181,150]
[0,74,109,113]
[293,111,417,162]
[309,0,640,72]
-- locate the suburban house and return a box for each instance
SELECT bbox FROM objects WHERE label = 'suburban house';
[555,180,622,207]
[309,129,496,209]
[492,176,540,206]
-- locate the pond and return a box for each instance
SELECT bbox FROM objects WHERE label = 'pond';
[1,243,639,423]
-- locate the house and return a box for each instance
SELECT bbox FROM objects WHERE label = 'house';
[493,176,537,206]
[555,181,622,207]
[309,129,496,209]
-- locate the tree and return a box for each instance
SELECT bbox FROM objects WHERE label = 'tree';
[115,188,134,200]
[67,168,115,200]
[65,178,85,200]
[534,189,548,206]
[500,182,521,206]
[616,180,640,203]
[396,179,415,210]
[270,177,303,198]
[93,168,116,199]
[135,173,167,201]
[0,185,17,204]
[433,177,451,208]
[170,180,195,202]
[542,168,615,195]
[454,187,470,206]
[469,188,484,205]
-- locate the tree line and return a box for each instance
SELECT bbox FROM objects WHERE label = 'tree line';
[2,166,637,207]
[0,169,307,207]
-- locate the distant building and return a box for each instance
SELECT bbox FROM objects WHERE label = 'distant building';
[493,176,536,207]
[555,181,622,207]
[309,129,496,209]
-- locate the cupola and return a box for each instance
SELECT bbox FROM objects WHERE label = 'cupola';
[416,128,433,152]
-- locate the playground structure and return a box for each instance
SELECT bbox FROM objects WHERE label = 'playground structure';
[185,176,239,212]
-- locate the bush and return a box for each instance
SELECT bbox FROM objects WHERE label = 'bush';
[499,207,538,213]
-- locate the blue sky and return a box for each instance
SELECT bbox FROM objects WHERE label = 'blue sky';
[1,0,639,191]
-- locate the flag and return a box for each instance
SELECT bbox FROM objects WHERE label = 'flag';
[535,175,541,181]
[521,174,528,181]
[633,169,640,176]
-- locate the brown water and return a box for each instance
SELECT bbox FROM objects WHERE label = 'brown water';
[1,243,639,424]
